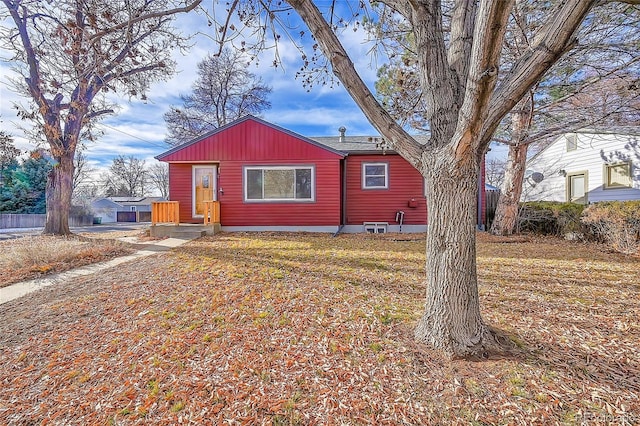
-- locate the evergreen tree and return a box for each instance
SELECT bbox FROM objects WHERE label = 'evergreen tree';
[0,150,52,213]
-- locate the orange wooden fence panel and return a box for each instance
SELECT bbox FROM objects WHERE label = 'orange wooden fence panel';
[151,201,180,226]
[203,201,220,225]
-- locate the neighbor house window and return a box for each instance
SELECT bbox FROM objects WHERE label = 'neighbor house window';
[604,162,632,189]
[362,162,388,189]
[244,166,314,201]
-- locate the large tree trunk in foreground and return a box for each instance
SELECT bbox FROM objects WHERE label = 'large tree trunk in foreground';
[490,143,529,236]
[44,153,74,235]
[282,0,593,359]
[415,155,508,359]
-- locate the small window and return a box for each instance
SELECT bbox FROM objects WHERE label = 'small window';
[362,162,388,189]
[566,134,578,152]
[244,166,314,202]
[130,206,137,212]
[364,222,388,233]
[604,162,632,189]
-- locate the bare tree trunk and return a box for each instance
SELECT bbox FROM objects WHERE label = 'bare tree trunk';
[490,102,532,236]
[415,156,507,358]
[490,143,529,235]
[44,153,74,235]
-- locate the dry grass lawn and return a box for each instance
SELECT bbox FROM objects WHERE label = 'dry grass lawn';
[0,233,136,287]
[0,232,638,425]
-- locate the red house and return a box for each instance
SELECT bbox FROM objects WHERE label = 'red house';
[156,115,486,233]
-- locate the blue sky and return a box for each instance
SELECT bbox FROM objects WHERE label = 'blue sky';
[0,6,505,176]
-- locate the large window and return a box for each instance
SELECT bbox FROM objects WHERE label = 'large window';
[604,162,632,189]
[362,162,388,189]
[244,166,314,201]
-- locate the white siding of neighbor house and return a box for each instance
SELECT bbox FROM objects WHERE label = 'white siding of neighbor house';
[524,132,640,203]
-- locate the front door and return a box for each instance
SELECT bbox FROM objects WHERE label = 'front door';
[193,165,217,216]
[568,172,587,204]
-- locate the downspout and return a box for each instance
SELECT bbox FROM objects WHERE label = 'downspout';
[333,155,348,237]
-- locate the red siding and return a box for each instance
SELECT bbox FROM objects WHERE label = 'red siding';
[160,118,341,162]
[169,163,196,223]
[218,160,340,226]
[345,155,427,225]
[164,119,342,226]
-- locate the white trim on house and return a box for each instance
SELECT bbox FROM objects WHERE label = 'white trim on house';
[192,165,217,218]
[243,165,315,202]
[362,162,389,189]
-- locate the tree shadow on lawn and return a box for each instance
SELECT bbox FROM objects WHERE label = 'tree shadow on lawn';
[178,233,427,299]
[177,233,639,390]
[477,233,638,264]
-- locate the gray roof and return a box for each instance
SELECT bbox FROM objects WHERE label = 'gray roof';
[574,126,640,136]
[311,134,429,154]
[109,197,165,205]
[91,198,122,209]
[311,136,384,153]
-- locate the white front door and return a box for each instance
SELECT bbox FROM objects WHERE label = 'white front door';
[568,172,587,204]
[193,165,217,217]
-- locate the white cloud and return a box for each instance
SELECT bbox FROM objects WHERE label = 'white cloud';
[4,4,510,175]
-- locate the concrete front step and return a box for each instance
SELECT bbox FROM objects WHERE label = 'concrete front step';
[151,223,220,238]
[170,230,206,239]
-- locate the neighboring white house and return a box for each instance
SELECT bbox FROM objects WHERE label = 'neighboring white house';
[90,198,121,223]
[524,129,640,204]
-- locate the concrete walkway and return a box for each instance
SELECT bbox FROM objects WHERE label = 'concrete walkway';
[0,237,191,305]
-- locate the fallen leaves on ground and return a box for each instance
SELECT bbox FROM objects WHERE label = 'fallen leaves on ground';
[0,233,137,287]
[0,232,638,425]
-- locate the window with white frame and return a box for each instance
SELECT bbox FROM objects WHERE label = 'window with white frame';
[244,166,314,201]
[604,162,632,189]
[362,162,388,189]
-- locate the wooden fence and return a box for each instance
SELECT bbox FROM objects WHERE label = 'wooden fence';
[0,214,94,229]
[485,190,500,229]
[203,201,220,225]
[151,201,180,225]
[115,211,151,223]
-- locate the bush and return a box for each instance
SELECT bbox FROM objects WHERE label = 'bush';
[517,202,586,236]
[582,201,640,255]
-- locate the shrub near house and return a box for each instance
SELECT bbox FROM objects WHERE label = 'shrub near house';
[517,200,640,255]
[582,200,640,254]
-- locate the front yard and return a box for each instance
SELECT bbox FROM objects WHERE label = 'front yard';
[0,232,638,424]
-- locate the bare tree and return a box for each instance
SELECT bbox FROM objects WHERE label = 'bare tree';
[209,0,635,358]
[372,1,639,236]
[164,48,272,146]
[72,148,95,197]
[148,162,169,199]
[103,155,147,197]
[1,0,201,234]
[489,1,640,236]
[485,158,506,189]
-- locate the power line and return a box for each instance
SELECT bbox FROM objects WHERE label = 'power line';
[96,123,169,149]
